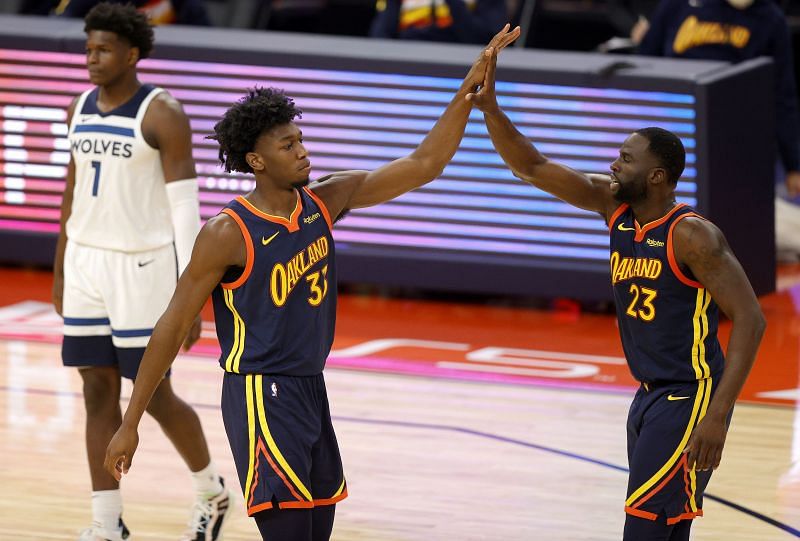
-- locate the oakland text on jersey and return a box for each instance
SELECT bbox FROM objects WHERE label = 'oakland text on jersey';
[70,137,133,158]
[270,235,329,307]
[610,251,663,285]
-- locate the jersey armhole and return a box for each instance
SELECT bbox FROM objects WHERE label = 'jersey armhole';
[607,203,629,231]
[303,186,334,230]
[68,90,93,134]
[220,208,254,290]
[667,212,704,288]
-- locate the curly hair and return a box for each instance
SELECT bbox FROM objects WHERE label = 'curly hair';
[634,127,686,186]
[209,88,303,174]
[84,2,154,60]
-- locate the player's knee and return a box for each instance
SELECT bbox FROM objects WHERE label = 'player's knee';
[80,367,121,415]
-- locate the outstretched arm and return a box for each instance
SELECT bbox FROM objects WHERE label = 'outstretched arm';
[675,218,766,472]
[310,24,520,219]
[468,51,618,219]
[103,214,245,479]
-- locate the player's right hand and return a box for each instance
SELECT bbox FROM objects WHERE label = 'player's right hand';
[466,42,501,114]
[104,426,140,481]
[462,24,520,92]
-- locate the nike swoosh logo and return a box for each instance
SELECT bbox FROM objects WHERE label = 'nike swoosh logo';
[667,395,691,401]
[617,223,635,232]
[262,232,279,246]
[137,259,155,267]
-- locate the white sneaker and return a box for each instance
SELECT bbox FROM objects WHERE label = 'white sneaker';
[78,518,130,541]
[180,478,230,541]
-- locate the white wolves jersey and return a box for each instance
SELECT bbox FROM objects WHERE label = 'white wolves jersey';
[66,84,174,253]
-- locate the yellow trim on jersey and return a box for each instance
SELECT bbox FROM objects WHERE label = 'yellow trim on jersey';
[223,289,246,373]
[333,479,346,498]
[691,288,712,379]
[689,377,713,512]
[254,375,313,501]
[244,374,256,502]
[625,378,710,506]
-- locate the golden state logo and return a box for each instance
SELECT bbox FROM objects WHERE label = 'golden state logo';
[610,251,663,285]
[304,212,321,225]
[673,16,751,54]
[270,236,329,306]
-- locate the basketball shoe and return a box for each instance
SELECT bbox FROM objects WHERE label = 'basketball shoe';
[78,517,130,541]
[180,478,230,541]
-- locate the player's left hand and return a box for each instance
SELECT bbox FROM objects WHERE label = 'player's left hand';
[104,425,140,481]
[683,414,728,471]
[462,24,521,91]
[183,315,202,351]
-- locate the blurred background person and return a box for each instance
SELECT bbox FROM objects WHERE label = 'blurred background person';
[637,0,800,261]
[369,0,507,43]
[54,0,211,25]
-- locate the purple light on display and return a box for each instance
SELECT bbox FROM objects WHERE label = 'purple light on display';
[332,229,610,260]
[0,46,701,270]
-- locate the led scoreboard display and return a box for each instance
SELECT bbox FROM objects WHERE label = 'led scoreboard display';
[0,23,774,298]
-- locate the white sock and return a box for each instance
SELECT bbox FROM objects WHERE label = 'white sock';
[91,489,122,531]
[191,461,224,499]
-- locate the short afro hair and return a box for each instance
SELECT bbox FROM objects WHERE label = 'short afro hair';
[209,88,303,174]
[634,127,686,185]
[84,2,154,60]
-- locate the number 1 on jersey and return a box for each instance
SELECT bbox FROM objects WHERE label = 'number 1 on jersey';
[90,160,101,196]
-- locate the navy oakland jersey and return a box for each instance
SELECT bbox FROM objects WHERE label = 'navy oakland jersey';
[608,203,724,383]
[211,187,336,376]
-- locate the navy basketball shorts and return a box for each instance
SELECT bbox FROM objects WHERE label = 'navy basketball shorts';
[221,372,347,515]
[61,241,176,379]
[624,376,727,526]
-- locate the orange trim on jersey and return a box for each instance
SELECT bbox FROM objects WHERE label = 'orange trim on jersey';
[247,502,274,515]
[220,208,254,290]
[624,506,658,521]
[314,488,349,506]
[633,203,687,242]
[630,455,688,510]
[259,437,306,503]
[237,193,302,232]
[279,501,316,509]
[303,186,333,229]
[667,212,704,288]
[667,510,703,525]
[246,438,270,515]
[607,203,629,231]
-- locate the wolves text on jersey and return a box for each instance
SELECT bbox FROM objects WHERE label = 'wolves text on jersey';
[71,138,133,158]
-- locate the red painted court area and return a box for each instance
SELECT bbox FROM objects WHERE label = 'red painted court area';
[1,266,799,406]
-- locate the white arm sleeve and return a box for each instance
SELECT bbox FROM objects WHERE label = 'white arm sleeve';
[165,178,201,276]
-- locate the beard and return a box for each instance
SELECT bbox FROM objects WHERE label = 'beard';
[291,177,310,189]
[612,177,648,204]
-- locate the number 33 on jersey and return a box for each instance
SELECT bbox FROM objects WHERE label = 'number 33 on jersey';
[211,188,337,376]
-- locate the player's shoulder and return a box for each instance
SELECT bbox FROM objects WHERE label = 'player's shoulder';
[146,89,188,120]
[671,213,725,251]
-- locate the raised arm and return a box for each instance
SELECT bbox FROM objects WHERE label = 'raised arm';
[468,51,617,218]
[310,24,520,219]
[144,92,203,349]
[674,217,766,472]
[103,214,245,479]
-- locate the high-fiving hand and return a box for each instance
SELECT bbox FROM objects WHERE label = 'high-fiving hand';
[466,25,519,112]
[463,24,520,96]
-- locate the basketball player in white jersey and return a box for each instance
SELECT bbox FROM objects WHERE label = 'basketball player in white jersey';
[52,4,229,540]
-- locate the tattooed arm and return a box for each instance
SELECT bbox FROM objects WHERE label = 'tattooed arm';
[673,217,766,471]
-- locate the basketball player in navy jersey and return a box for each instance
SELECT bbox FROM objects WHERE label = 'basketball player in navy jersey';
[466,55,766,539]
[103,24,521,541]
[53,4,228,540]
